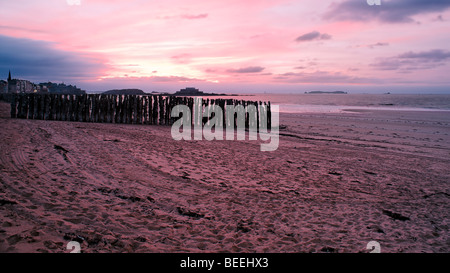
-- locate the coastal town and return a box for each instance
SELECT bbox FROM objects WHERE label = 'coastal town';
[0,72,240,97]
[0,71,85,95]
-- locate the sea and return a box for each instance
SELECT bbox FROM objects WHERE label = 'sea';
[200,93,450,114]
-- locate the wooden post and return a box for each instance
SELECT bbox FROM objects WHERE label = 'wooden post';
[58,94,63,121]
[90,95,96,122]
[33,94,39,120]
[47,94,52,120]
[256,101,260,131]
[152,95,158,125]
[104,95,109,123]
[57,94,63,121]
[111,95,116,123]
[21,94,27,119]
[53,94,59,121]
[165,96,169,125]
[38,94,44,120]
[69,95,74,122]
[23,94,29,120]
[38,94,46,119]
[117,95,123,124]
[79,94,85,122]
[16,94,24,119]
[71,95,76,122]
[101,95,107,123]
[105,95,110,123]
[97,94,102,123]
[61,94,70,121]
[74,95,80,122]
[123,95,128,124]
[10,94,17,118]
[157,95,162,125]
[43,95,49,120]
[148,96,153,125]
[136,95,142,124]
[143,96,148,124]
[63,95,69,121]
[64,94,69,121]
[27,94,34,119]
[127,95,133,124]
[98,95,103,123]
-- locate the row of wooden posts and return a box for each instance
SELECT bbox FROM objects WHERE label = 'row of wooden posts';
[8,93,272,128]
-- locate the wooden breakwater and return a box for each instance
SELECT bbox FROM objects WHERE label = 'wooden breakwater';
[6,93,271,128]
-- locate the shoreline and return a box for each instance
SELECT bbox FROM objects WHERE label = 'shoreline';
[0,101,449,253]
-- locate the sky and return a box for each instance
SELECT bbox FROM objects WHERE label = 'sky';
[1,0,450,94]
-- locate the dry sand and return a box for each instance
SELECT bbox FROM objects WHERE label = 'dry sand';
[0,101,449,253]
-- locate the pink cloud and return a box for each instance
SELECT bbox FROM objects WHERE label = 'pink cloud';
[1,0,449,92]
[180,13,208,19]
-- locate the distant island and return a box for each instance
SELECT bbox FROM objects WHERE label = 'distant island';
[172,87,239,96]
[99,87,241,96]
[305,91,347,94]
[102,89,145,95]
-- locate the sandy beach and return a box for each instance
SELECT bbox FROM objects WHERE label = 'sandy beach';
[0,101,449,253]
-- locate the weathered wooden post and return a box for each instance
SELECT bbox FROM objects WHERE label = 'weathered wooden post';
[119,95,125,123]
[54,95,64,120]
[45,94,56,120]
[149,95,154,125]
[10,94,17,118]
[90,94,96,122]
[61,94,67,121]
[152,95,158,125]
[112,95,117,123]
[58,94,64,121]
[143,96,148,124]
[68,95,74,121]
[27,94,34,119]
[96,94,102,123]
[136,95,142,124]
[16,94,24,119]
[160,95,164,125]
[127,94,131,124]
[102,95,108,123]
[37,94,43,120]
[122,94,127,124]
[79,94,85,122]
[110,95,115,123]
[74,95,80,122]
[43,95,50,120]
[64,95,69,121]
[105,95,110,123]
[59,94,64,121]
[43,94,51,120]
[165,96,170,125]
[63,94,69,121]
[256,101,261,131]
[33,94,39,120]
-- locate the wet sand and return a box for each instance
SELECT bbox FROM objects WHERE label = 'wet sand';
[0,101,449,253]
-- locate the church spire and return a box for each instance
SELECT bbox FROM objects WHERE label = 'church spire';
[8,70,11,81]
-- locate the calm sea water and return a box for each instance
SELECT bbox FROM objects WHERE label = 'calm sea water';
[201,94,450,113]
